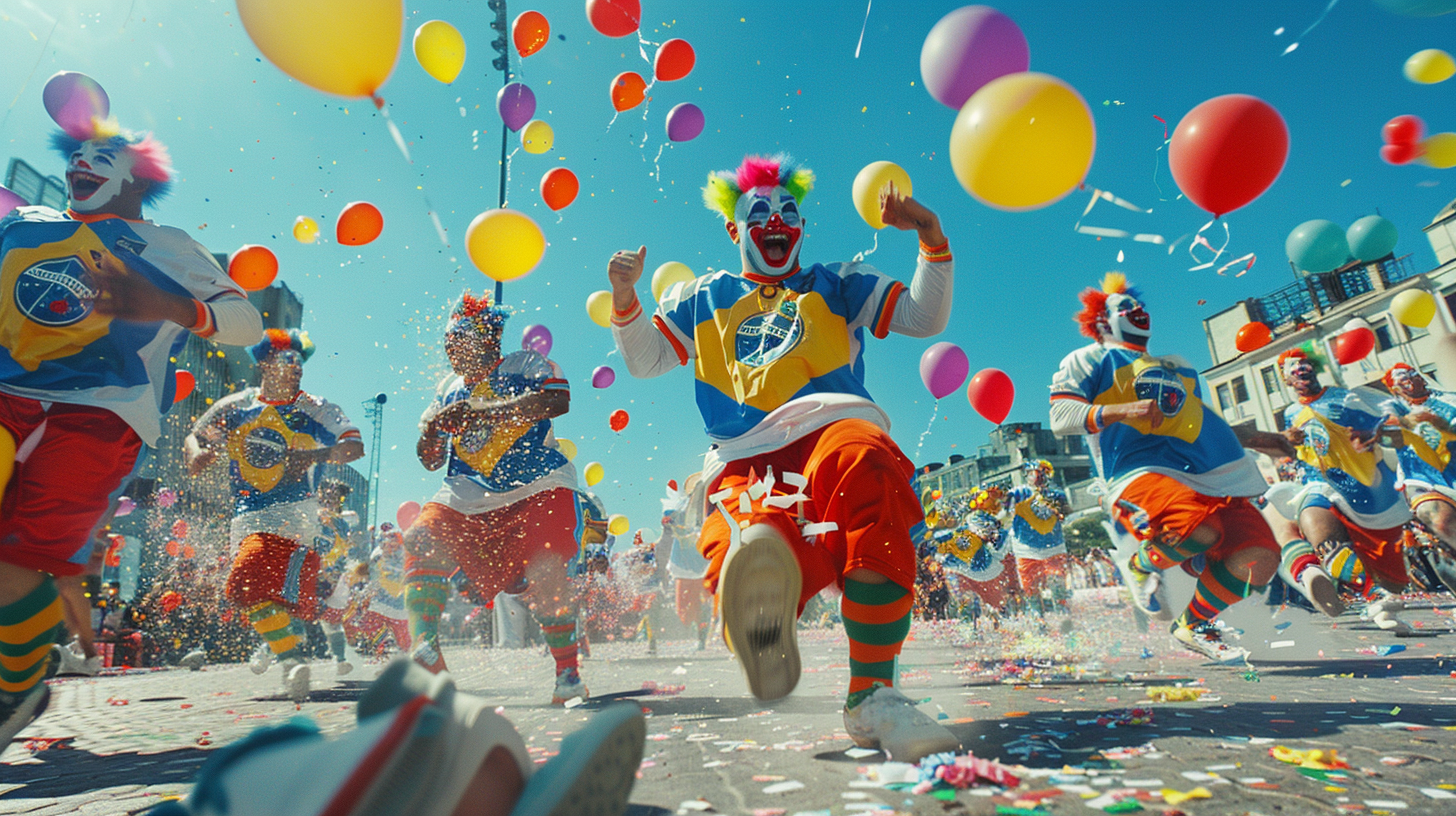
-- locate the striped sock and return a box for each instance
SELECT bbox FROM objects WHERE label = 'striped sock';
[404,568,450,649]
[538,614,580,675]
[1138,534,1218,572]
[1175,559,1264,629]
[322,622,348,662]
[1281,538,1320,583]
[842,578,912,709]
[0,577,62,696]
[246,601,304,661]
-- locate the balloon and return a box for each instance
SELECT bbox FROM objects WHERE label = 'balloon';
[1420,132,1456,169]
[584,461,605,487]
[1333,328,1376,365]
[949,73,1095,211]
[609,409,630,432]
[586,290,613,327]
[966,368,1014,424]
[228,245,279,291]
[592,366,616,388]
[42,72,110,139]
[651,261,695,302]
[413,20,466,84]
[1383,114,1425,146]
[292,215,320,244]
[1381,141,1424,165]
[1391,289,1437,328]
[466,209,545,282]
[1234,322,1272,353]
[1168,94,1288,217]
[1373,0,1456,16]
[586,0,640,37]
[1285,219,1350,274]
[397,500,422,530]
[337,201,384,245]
[610,72,646,112]
[115,496,136,517]
[608,514,630,536]
[512,10,550,58]
[852,161,913,229]
[665,103,705,142]
[0,186,26,216]
[1346,215,1399,262]
[522,324,553,356]
[174,370,196,403]
[540,167,579,211]
[654,39,696,81]
[497,83,537,132]
[1405,48,1455,83]
[237,0,401,98]
[521,119,554,154]
[556,438,577,460]
[919,342,970,399]
[160,591,184,614]
[919,5,1030,110]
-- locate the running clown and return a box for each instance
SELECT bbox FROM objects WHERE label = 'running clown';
[1379,362,1456,595]
[1004,459,1071,612]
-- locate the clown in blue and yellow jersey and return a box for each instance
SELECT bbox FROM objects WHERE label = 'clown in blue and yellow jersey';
[1005,460,1070,561]
[929,488,1013,583]
[1379,362,1456,500]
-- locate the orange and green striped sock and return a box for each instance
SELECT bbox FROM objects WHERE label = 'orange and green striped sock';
[538,614,580,675]
[0,577,61,696]
[842,578,912,709]
[246,601,304,661]
[1175,558,1262,629]
[404,568,450,648]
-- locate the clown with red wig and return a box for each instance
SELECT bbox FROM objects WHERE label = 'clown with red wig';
[607,153,958,762]
[0,86,262,743]
[1379,362,1456,594]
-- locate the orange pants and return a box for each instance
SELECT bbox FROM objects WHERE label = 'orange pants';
[955,564,1018,611]
[1110,473,1279,567]
[225,533,320,621]
[1329,507,1408,587]
[676,577,712,625]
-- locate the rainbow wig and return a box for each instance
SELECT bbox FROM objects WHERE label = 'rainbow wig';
[1075,272,1143,340]
[1277,344,1326,377]
[447,291,509,336]
[1382,362,1417,389]
[248,328,315,364]
[702,154,815,221]
[1023,459,1054,477]
[49,128,174,206]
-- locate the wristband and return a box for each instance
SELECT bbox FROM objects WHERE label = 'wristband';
[918,240,952,263]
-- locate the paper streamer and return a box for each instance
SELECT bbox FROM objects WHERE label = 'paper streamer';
[854,0,873,58]
[1281,0,1341,56]
[1072,188,1166,246]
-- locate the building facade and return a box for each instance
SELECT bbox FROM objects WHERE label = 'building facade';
[914,422,1100,516]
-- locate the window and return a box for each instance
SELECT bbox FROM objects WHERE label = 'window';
[1260,365,1280,395]
[1216,382,1233,411]
[1231,376,1250,404]
[1374,324,1394,352]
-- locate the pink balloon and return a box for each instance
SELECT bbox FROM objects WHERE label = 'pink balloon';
[0,186,26,216]
[42,71,110,139]
[522,324,553,356]
[966,368,1015,425]
[919,342,970,399]
[592,365,616,388]
[665,103,705,142]
[919,6,1030,110]
[397,500,422,530]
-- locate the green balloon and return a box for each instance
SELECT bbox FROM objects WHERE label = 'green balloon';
[1346,215,1399,262]
[1286,219,1350,274]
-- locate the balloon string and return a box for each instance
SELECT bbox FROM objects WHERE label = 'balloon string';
[852,231,879,263]
[653,142,667,182]
[854,0,873,58]
[422,194,450,248]
[374,97,413,164]
[915,400,939,462]
[1187,217,1230,271]
[1281,0,1341,56]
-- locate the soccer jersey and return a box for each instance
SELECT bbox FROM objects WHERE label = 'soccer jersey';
[422,350,575,514]
[0,206,247,444]
[1004,485,1068,560]
[934,510,1010,582]
[1381,390,1456,494]
[1283,387,1410,527]
[315,509,359,572]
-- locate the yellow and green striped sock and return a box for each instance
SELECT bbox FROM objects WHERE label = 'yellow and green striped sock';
[246,601,304,661]
[0,577,61,696]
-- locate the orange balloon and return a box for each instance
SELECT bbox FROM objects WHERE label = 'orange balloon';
[654,39,695,82]
[1235,321,1272,353]
[513,10,550,57]
[609,408,630,432]
[610,71,646,112]
[228,245,278,291]
[337,201,384,245]
[540,167,579,211]
[166,539,182,557]
[174,370,196,403]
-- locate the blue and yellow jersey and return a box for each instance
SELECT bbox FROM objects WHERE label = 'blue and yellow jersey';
[0,206,247,444]
[1283,387,1407,522]
[651,262,905,440]
[934,510,1009,581]
[1004,485,1067,558]
[315,510,357,571]
[1381,391,1456,492]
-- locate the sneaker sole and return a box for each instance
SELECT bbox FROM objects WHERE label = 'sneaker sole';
[1171,631,1249,665]
[285,666,311,702]
[1117,560,1172,621]
[720,532,802,702]
[0,684,50,746]
[1303,572,1345,618]
[508,703,646,816]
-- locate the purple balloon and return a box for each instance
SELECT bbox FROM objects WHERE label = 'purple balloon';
[919,6,1029,110]
[920,342,970,400]
[521,324,553,356]
[665,103,705,142]
[0,186,26,216]
[497,82,537,132]
[42,71,110,139]
[592,365,616,389]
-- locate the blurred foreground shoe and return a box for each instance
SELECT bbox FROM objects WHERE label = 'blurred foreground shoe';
[719,523,802,701]
[1117,556,1170,621]
[280,658,310,703]
[51,642,102,677]
[842,684,960,763]
[0,684,50,748]
[1364,591,1412,635]
[248,642,272,676]
[1299,565,1345,618]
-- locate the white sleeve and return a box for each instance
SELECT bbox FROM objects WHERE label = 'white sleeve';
[205,295,264,346]
[888,256,953,338]
[1048,346,1103,437]
[417,375,458,431]
[1049,399,1098,437]
[610,299,684,379]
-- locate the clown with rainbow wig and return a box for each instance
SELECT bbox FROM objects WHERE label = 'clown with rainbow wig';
[0,78,262,743]
[607,153,958,762]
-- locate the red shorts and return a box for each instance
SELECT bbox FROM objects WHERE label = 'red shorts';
[698,419,921,613]
[411,487,580,601]
[1330,507,1408,587]
[1016,553,1068,595]
[1111,473,1279,566]
[225,533,320,621]
[955,567,1016,611]
[0,394,142,576]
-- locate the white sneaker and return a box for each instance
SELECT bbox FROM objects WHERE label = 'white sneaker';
[1171,620,1250,664]
[51,643,101,677]
[842,685,960,762]
[720,523,802,702]
[1117,555,1171,620]
[552,668,590,707]
[1364,594,1412,635]
[335,659,354,677]
[179,649,207,671]
[249,642,274,675]
[1298,566,1345,618]
[281,658,310,702]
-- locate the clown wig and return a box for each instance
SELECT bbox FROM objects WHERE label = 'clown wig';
[248,328,315,364]
[1074,272,1143,340]
[1276,344,1326,377]
[49,128,174,205]
[702,154,815,221]
[448,291,509,335]
[1382,362,1417,389]
[1023,458,1054,477]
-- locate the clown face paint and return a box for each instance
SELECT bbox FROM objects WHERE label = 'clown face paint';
[1102,292,1150,350]
[1281,356,1321,396]
[734,185,803,279]
[1390,367,1429,401]
[66,139,138,214]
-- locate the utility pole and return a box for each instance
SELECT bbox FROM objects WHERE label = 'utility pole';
[361,393,387,534]
[488,0,511,306]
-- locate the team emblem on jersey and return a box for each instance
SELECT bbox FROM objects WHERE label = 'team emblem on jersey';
[244,425,288,469]
[228,407,315,493]
[735,298,802,367]
[1303,420,1331,459]
[14,256,94,327]
[456,425,493,454]
[1132,365,1186,417]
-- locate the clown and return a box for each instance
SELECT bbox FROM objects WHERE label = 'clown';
[607,154,958,762]
[314,478,362,675]
[184,328,363,700]
[1380,362,1456,593]
[1050,274,1289,663]
[662,473,715,650]
[0,108,261,742]
[403,292,587,706]
[1278,349,1413,633]
[1004,459,1071,609]
[931,488,1018,614]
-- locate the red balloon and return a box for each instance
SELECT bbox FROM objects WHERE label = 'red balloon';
[512,10,550,58]
[610,71,646,112]
[1168,94,1289,217]
[1235,322,1272,353]
[668,479,679,491]
[337,201,384,246]
[227,245,278,291]
[609,408,630,432]
[541,167,580,211]
[1380,141,1423,165]
[966,368,1015,425]
[174,369,196,403]
[1382,114,1424,146]
[1333,328,1376,365]
[654,39,695,82]
[586,0,640,38]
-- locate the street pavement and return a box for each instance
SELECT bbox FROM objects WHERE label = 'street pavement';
[4,588,1456,815]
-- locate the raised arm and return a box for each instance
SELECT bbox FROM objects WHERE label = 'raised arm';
[880,189,953,338]
[608,246,689,378]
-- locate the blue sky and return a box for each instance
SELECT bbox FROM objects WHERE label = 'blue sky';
[2,0,1454,542]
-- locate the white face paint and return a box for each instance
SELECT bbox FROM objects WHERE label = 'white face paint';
[1102,292,1150,349]
[66,139,137,213]
[733,185,803,278]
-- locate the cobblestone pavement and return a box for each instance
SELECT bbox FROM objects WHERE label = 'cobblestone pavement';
[5,591,1456,815]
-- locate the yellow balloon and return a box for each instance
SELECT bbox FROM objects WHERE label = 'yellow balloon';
[413,20,466,84]
[608,514,630,536]
[1421,132,1456,169]
[292,216,319,244]
[466,209,545,282]
[1391,289,1437,328]
[521,119,554,154]
[238,0,402,98]
[556,438,577,461]
[949,72,1096,211]
[851,161,912,229]
[584,461,605,487]
[650,261,695,302]
[586,290,613,328]
[1405,48,1455,84]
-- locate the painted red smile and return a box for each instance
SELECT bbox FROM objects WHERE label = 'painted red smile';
[749,223,801,267]
[67,170,108,201]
